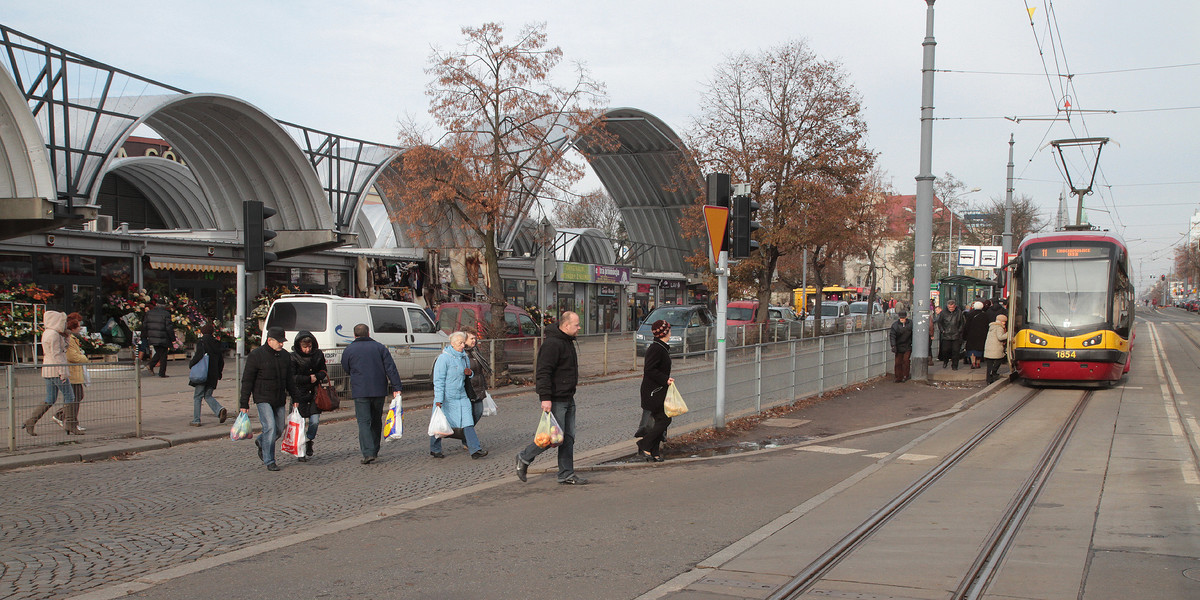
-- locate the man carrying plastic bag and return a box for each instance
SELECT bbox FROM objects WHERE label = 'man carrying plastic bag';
[515,312,587,485]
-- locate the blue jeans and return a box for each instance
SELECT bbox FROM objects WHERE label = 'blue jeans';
[44,377,75,405]
[191,386,223,423]
[354,396,386,459]
[305,414,319,441]
[431,426,480,454]
[518,400,576,482]
[255,403,287,466]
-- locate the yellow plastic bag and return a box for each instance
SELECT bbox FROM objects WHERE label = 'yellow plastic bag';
[663,382,688,417]
[533,411,563,448]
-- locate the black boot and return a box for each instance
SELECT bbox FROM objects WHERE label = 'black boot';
[305,440,314,458]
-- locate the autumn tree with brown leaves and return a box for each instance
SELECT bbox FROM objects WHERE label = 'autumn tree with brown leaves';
[685,39,875,324]
[381,22,610,339]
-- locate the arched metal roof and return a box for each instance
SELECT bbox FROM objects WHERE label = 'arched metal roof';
[106,156,216,229]
[0,66,54,200]
[554,228,616,265]
[573,107,704,273]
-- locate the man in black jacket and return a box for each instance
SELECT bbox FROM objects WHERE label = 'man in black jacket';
[239,327,302,471]
[515,311,587,485]
[888,311,914,383]
[141,300,174,377]
[934,300,966,370]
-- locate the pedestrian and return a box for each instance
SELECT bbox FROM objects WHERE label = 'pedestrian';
[515,311,588,485]
[635,319,675,462]
[888,311,914,383]
[934,300,966,370]
[289,330,327,462]
[340,323,404,465]
[446,331,491,450]
[52,312,88,432]
[984,314,1010,384]
[188,323,227,427]
[963,301,990,369]
[430,331,489,459]
[238,327,301,471]
[141,299,174,377]
[24,311,78,436]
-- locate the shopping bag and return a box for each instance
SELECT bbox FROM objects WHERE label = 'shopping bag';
[427,405,453,438]
[188,353,209,387]
[314,382,340,411]
[383,395,403,441]
[281,406,305,457]
[534,411,564,449]
[230,412,253,441]
[482,391,498,417]
[663,382,688,417]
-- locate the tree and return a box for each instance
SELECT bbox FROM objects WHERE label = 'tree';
[1175,241,1200,288]
[381,22,612,339]
[686,39,875,324]
[974,193,1046,249]
[843,167,895,311]
[551,188,625,242]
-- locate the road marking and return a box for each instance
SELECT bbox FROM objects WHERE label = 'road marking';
[797,445,865,455]
[864,452,937,462]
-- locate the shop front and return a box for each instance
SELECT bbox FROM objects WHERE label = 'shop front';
[556,262,631,334]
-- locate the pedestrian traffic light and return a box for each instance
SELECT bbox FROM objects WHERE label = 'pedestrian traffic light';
[243,200,277,271]
[731,194,760,259]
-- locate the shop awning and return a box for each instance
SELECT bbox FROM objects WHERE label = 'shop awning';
[148,257,238,273]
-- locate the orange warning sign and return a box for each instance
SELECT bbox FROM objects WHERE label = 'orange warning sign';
[703,205,729,264]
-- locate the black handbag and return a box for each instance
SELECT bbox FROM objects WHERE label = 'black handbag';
[633,409,655,438]
[464,375,478,402]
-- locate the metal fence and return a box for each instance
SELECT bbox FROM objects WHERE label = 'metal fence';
[3,362,143,452]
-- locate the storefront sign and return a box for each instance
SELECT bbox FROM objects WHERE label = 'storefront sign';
[659,279,682,289]
[598,284,617,297]
[637,284,652,294]
[593,265,630,284]
[559,262,591,283]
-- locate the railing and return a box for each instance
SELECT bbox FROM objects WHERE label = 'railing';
[3,362,143,452]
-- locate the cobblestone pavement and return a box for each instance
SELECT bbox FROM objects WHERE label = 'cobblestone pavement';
[0,372,731,600]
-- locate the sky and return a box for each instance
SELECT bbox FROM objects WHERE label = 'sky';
[3,1,1198,292]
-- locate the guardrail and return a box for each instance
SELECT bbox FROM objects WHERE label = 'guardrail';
[3,361,144,452]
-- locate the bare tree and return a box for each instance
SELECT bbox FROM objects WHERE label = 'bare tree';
[551,188,625,242]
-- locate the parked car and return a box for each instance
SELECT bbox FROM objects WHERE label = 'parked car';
[849,301,883,316]
[635,304,714,356]
[726,300,760,326]
[805,301,850,333]
[263,294,448,383]
[436,302,541,367]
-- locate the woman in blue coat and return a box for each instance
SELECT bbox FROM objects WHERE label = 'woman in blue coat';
[430,331,488,459]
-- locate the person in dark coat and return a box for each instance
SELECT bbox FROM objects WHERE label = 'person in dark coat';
[188,323,227,426]
[888,311,914,383]
[515,311,587,485]
[934,300,966,369]
[141,300,174,377]
[290,330,327,462]
[340,323,404,464]
[635,319,675,461]
[963,301,991,369]
[446,332,492,450]
[238,327,302,471]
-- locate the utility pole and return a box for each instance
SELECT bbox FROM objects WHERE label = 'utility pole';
[911,0,938,381]
[1003,134,1015,254]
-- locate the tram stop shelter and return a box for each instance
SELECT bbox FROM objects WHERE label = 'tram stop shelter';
[935,275,999,309]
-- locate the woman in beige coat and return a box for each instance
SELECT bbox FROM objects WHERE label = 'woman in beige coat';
[984,314,1009,384]
[25,310,80,435]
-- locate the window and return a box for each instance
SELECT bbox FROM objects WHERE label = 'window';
[265,302,327,332]
[1026,258,1110,329]
[438,307,459,333]
[892,276,903,293]
[504,312,519,336]
[408,308,437,333]
[519,314,539,336]
[370,306,408,334]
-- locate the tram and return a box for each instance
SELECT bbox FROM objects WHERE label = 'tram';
[1008,230,1134,386]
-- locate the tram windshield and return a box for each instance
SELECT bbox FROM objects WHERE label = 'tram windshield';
[1026,258,1110,329]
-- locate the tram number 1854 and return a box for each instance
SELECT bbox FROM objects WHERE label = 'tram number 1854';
[1055,350,1077,359]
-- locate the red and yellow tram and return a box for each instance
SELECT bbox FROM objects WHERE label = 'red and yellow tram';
[1008,230,1134,386]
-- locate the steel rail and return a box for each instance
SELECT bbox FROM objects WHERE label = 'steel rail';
[954,390,1093,599]
[766,387,1044,600]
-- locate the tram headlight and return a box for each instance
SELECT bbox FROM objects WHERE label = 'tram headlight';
[1081,333,1104,347]
[1028,333,1049,346]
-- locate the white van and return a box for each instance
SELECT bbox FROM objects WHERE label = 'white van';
[262,294,448,382]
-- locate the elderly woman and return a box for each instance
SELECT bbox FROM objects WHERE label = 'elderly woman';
[430,331,488,459]
[635,319,675,461]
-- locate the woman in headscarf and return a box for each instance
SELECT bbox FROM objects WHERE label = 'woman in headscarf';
[635,319,675,462]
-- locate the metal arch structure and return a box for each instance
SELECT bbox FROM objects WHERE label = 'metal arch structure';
[106,156,217,229]
[279,121,404,231]
[0,64,54,201]
[572,107,703,273]
[552,228,617,265]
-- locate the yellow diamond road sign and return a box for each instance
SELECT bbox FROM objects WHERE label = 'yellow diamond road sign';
[703,205,729,264]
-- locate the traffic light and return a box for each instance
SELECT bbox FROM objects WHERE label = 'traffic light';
[243,200,277,271]
[706,173,731,208]
[731,194,760,259]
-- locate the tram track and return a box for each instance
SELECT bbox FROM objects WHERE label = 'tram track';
[766,387,1094,600]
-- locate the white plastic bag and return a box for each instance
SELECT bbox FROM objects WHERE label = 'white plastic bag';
[427,405,453,438]
[663,382,688,417]
[482,391,498,417]
[383,394,403,441]
[281,405,306,457]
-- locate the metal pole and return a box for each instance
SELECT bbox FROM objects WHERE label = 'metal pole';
[817,336,826,394]
[7,365,14,452]
[715,250,728,429]
[135,351,143,438]
[602,332,609,376]
[754,344,762,412]
[1003,134,1015,254]
[801,248,809,317]
[488,339,496,389]
[912,0,938,382]
[235,263,246,404]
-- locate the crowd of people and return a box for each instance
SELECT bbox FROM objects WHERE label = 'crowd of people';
[889,298,1010,384]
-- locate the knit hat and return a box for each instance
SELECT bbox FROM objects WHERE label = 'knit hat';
[651,319,671,338]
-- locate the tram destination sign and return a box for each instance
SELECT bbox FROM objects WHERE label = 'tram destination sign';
[1033,246,1111,259]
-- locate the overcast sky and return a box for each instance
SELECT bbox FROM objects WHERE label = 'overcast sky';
[3,1,1197,290]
